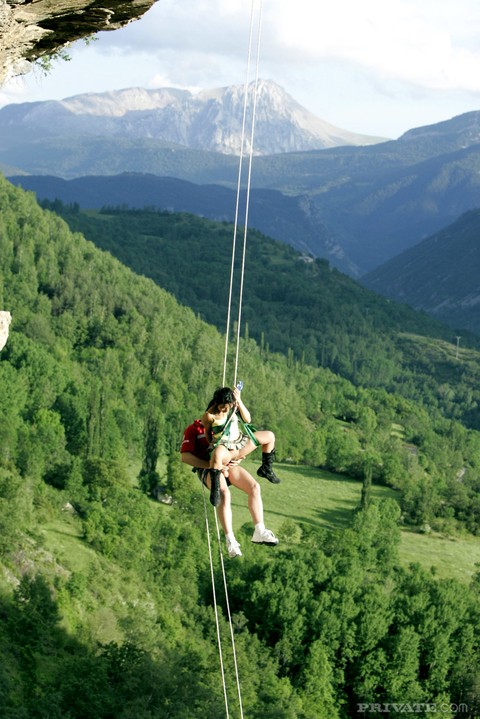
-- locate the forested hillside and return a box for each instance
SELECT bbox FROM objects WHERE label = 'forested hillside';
[6,110,480,274]
[9,173,341,272]
[1,175,480,716]
[40,201,480,431]
[363,208,480,335]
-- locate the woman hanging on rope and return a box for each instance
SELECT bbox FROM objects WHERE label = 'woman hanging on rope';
[202,386,281,506]
[180,418,278,557]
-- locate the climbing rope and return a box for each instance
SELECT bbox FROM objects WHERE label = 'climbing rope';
[222,0,264,387]
[233,0,263,388]
[211,1,264,716]
[202,480,245,718]
[201,484,230,717]
[213,503,245,719]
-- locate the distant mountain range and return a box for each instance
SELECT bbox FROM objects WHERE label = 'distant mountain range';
[0,79,385,157]
[8,173,353,272]
[362,209,480,334]
[3,81,480,278]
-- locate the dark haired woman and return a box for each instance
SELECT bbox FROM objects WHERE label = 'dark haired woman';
[202,386,281,508]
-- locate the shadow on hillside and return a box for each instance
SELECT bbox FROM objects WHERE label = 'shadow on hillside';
[313,503,358,529]
[0,573,227,717]
[265,498,357,530]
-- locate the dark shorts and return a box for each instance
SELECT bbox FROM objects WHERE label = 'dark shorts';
[196,468,231,487]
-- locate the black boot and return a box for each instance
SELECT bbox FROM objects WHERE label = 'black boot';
[257,450,281,484]
[209,469,222,506]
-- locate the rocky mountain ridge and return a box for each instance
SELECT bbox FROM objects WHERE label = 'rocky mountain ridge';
[0,0,157,83]
[0,79,386,156]
[7,108,480,276]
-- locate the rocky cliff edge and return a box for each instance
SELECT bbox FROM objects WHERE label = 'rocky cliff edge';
[0,0,158,84]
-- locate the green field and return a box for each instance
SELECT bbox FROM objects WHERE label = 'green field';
[230,460,480,583]
[34,459,480,589]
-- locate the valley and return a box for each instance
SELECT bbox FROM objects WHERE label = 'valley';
[1,58,480,718]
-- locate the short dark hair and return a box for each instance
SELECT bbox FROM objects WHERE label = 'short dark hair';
[207,386,235,411]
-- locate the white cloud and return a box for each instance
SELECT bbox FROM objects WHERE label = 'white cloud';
[91,0,480,92]
[270,0,480,92]
[1,0,480,138]
[98,0,250,58]
[0,75,26,106]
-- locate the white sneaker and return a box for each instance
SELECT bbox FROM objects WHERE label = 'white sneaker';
[251,527,279,546]
[226,537,242,558]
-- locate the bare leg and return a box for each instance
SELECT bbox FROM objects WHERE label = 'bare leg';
[210,445,234,469]
[235,431,275,461]
[213,472,242,559]
[206,446,236,506]
[228,465,279,546]
[236,438,262,460]
[228,466,263,525]
[217,484,233,534]
[253,429,276,454]
[234,432,280,483]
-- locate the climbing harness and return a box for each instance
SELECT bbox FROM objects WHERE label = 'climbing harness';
[209,405,260,453]
[205,1,264,715]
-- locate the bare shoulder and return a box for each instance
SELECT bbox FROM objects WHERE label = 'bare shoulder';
[202,410,215,427]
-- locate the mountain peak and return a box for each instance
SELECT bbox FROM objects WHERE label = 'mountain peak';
[0,80,386,156]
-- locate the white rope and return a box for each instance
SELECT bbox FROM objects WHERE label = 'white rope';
[201,484,230,718]
[211,2,264,716]
[233,0,263,387]
[213,506,245,719]
[222,0,263,387]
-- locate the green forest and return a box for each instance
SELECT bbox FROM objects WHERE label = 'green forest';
[0,176,479,717]
[42,201,480,430]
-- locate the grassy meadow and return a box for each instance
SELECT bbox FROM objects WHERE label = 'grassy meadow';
[231,459,480,583]
[33,456,480,606]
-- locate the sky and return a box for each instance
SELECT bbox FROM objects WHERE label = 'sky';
[1,0,480,139]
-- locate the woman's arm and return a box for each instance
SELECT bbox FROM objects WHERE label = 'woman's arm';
[233,387,251,424]
[201,410,215,441]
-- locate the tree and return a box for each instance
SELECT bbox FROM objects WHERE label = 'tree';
[361,454,374,509]
[300,641,340,718]
[138,408,161,495]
